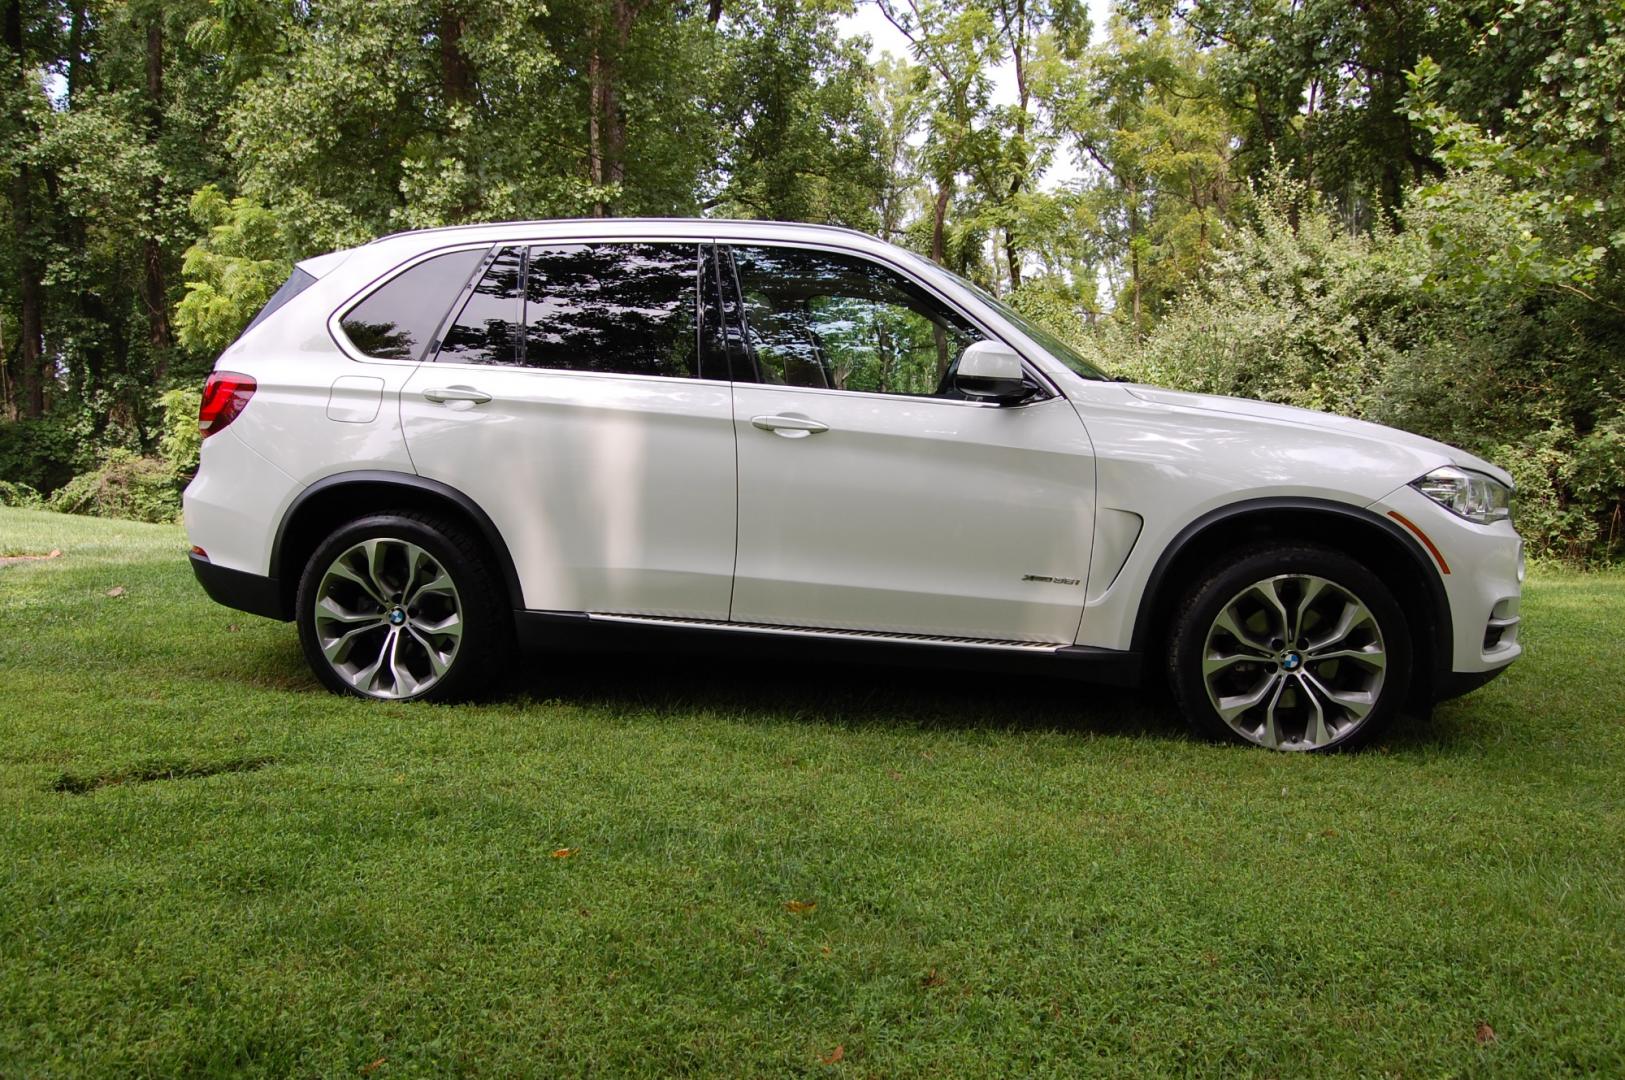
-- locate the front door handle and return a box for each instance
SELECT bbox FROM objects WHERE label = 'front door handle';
[422,385,492,405]
[751,414,829,436]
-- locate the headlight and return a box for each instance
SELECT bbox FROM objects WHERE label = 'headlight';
[1410,466,1512,525]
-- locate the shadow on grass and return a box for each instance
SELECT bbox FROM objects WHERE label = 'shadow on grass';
[225,622,1479,751]
[504,646,1184,743]
[52,755,276,795]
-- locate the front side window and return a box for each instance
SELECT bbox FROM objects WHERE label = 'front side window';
[340,247,488,361]
[728,246,983,398]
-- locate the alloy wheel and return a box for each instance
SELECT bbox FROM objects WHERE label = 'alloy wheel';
[312,537,463,699]
[1201,574,1387,750]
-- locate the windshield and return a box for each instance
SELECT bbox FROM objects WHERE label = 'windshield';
[907,254,1110,381]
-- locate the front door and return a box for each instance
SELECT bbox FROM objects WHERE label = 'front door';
[723,244,1096,643]
[399,241,737,619]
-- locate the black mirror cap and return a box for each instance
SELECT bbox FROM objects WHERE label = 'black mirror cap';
[956,373,1035,405]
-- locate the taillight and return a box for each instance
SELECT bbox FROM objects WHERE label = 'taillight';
[198,371,256,437]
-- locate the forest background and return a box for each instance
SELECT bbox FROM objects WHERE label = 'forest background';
[1,0,1620,559]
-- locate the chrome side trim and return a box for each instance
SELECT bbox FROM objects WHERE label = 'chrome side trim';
[584,612,1064,651]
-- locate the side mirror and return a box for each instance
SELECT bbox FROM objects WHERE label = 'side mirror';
[954,340,1030,404]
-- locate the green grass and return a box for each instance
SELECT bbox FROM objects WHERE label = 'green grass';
[2,507,1622,1077]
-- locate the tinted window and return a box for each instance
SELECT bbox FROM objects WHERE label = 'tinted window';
[340,248,487,361]
[440,247,525,366]
[729,246,982,398]
[522,244,699,378]
[241,267,316,339]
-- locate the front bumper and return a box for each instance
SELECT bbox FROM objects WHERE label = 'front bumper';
[1370,483,1523,683]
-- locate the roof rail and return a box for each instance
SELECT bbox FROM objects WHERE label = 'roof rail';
[366,216,879,245]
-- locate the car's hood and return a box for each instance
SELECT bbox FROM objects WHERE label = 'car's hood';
[1121,385,1514,488]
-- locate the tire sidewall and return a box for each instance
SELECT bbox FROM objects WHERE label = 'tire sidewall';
[1169,545,1413,752]
[295,513,501,702]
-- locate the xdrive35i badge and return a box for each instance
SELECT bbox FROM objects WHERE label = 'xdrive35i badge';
[1022,574,1081,586]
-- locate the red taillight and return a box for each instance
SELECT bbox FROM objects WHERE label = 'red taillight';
[198,372,256,437]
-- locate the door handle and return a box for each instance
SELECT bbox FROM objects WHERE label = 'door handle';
[422,385,492,405]
[751,414,829,436]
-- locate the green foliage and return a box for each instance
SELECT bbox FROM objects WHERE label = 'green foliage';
[0,480,42,508]
[46,450,182,525]
[0,420,80,495]
[2,0,1623,560]
[1101,174,1625,560]
[157,388,204,478]
[173,186,293,357]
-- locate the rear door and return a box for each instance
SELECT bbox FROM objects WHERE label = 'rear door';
[397,240,738,618]
[722,243,1096,643]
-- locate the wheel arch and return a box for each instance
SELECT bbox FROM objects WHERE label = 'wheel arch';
[1130,498,1452,703]
[272,471,523,618]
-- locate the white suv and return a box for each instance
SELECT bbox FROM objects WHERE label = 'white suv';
[184,219,1523,751]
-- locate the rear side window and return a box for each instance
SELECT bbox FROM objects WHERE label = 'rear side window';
[519,243,700,379]
[241,267,316,339]
[340,248,487,361]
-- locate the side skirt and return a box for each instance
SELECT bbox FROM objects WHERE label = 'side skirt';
[513,610,1145,687]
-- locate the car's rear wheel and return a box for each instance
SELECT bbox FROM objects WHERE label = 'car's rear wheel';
[295,512,510,701]
[1168,544,1411,751]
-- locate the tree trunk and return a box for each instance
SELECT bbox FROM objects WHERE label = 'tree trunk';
[5,0,45,418]
[439,6,471,106]
[142,16,172,375]
[67,3,85,107]
[930,181,951,264]
[588,0,639,217]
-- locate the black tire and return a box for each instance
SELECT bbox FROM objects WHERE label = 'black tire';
[1167,543,1411,751]
[295,511,512,702]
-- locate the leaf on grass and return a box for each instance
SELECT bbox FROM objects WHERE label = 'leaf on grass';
[921,968,946,989]
[1476,1021,1497,1044]
[551,847,578,859]
[105,586,126,598]
[818,1044,844,1065]
[360,1057,386,1075]
[784,899,817,914]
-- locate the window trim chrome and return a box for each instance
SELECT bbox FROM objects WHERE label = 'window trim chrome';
[327,229,1064,404]
[716,237,1061,404]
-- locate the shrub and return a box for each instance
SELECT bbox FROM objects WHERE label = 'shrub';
[157,387,203,477]
[47,449,182,524]
[1094,174,1625,562]
[0,418,79,495]
[0,479,42,507]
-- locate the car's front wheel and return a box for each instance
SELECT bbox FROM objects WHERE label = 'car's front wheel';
[1168,544,1412,751]
[295,512,510,701]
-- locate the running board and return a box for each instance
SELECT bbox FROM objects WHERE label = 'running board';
[585,612,1066,652]
[512,608,1145,687]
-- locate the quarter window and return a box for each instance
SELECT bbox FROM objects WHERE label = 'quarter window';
[339,247,487,361]
[728,246,983,398]
[440,248,525,366]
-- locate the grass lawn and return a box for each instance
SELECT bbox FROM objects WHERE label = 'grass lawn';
[2,507,1622,1077]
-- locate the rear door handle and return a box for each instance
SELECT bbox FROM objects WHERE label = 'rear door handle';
[422,385,492,405]
[751,414,829,436]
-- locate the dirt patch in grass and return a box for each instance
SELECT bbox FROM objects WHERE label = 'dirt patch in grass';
[0,548,62,566]
[51,756,275,795]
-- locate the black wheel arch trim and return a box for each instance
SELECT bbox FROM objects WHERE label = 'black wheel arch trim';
[1129,496,1454,692]
[270,470,525,613]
